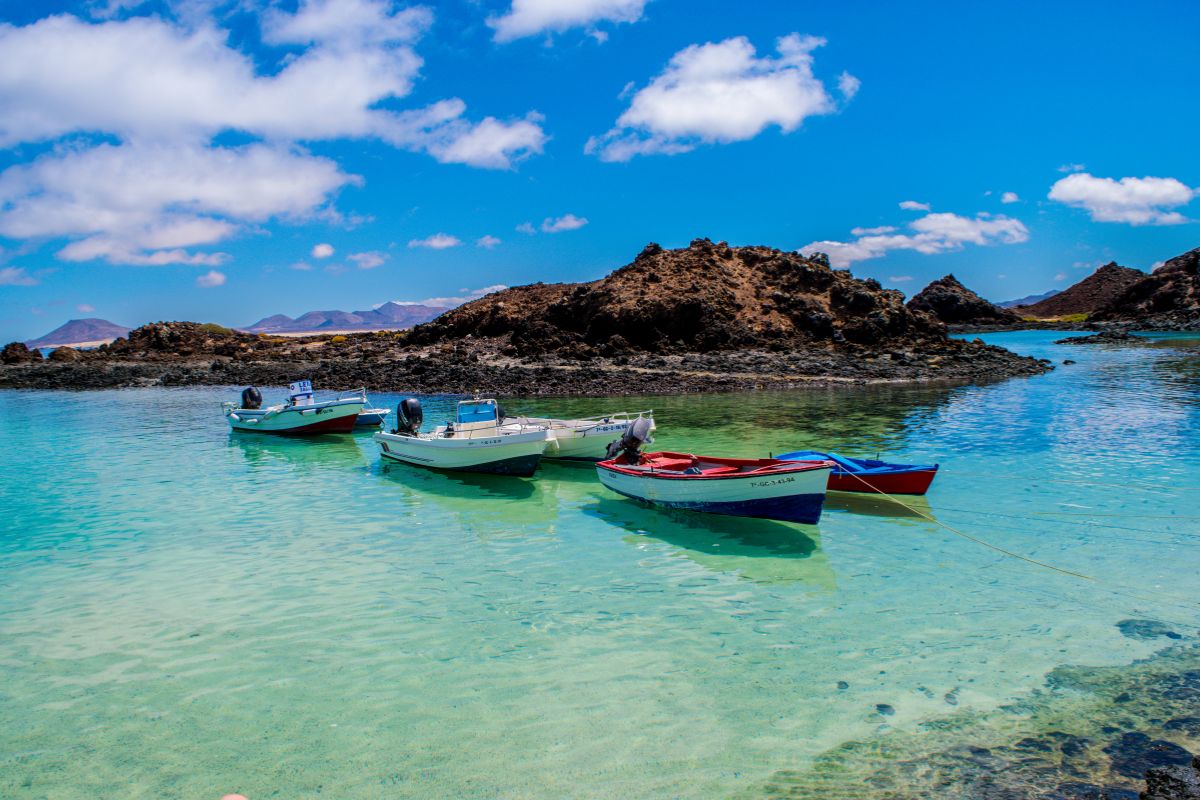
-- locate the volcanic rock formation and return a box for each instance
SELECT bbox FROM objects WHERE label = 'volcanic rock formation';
[905,274,1020,326]
[1092,247,1200,329]
[409,239,952,356]
[1019,263,1146,318]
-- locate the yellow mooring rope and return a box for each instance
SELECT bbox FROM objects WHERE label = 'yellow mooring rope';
[838,469,1096,582]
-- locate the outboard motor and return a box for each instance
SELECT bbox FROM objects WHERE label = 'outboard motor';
[395,398,423,436]
[241,386,262,410]
[605,416,654,462]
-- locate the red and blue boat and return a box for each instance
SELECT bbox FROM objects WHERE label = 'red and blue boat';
[777,450,939,496]
[596,419,834,524]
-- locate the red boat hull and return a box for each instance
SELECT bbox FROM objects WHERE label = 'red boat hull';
[247,414,359,435]
[827,468,937,495]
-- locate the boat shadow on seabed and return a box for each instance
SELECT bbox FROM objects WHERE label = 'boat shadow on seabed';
[585,496,837,589]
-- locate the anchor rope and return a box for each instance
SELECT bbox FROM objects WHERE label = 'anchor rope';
[838,470,1095,581]
[836,471,1200,613]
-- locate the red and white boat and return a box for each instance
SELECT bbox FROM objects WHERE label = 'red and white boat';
[596,420,834,524]
[223,381,365,435]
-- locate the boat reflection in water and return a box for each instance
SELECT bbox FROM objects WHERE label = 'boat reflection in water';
[227,431,368,473]
[375,457,564,542]
[587,497,836,589]
[823,491,939,522]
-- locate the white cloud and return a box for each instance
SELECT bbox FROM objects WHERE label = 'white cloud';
[801,211,1029,268]
[488,0,648,43]
[419,111,546,169]
[887,275,913,283]
[476,235,502,249]
[850,225,895,236]
[837,71,860,100]
[195,269,225,287]
[0,266,37,286]
[1054,272,1068,281]
[1001,191,1019,204]
[516,222,537,234]
[77,303,95,312]
[1048,172,1196,225]
[1058,163,1086,173]
[899,200,931,211]
[290,261,312,271]
[311,243,335,259]
[408,233,462,249]
[586,33,845,162]
[541,213,588,232]
[0,6,549,265]
[0,141,356,265]
[392,284,509,307]
[347,250,386,269]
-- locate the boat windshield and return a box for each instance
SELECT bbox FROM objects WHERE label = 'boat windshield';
[457,401,498,425]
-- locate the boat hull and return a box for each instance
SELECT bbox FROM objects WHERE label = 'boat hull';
[827,469,937,495]
[779,450,939,496]
[226,399,363,435]
[596,459,830,524]
[355,409,390,427]
[374,429,550,476]
[520,415,655,461]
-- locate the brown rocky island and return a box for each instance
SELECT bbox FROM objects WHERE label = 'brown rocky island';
[0,240,1050,394]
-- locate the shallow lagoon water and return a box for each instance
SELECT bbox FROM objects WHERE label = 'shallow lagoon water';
[1,330,1199,798]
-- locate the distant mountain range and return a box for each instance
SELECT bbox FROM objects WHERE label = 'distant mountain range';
[242,301,448,334]
[997,289,1060,308]
[25,318,131,348]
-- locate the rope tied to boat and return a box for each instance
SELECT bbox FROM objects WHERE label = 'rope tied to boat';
[838,469,1097,582]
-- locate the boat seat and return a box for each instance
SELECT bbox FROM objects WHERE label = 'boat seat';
[648,457,697,472]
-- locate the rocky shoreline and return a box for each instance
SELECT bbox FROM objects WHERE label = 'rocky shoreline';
[1,240,1061,394]
[0,337,1051,394]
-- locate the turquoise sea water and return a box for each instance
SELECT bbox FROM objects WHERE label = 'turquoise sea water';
[2,330,1199,798]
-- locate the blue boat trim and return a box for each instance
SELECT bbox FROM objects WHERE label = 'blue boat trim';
[603,485,826,525]
[778,450,938,476]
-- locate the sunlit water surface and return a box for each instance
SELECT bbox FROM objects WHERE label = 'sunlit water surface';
[2,331,1199,798]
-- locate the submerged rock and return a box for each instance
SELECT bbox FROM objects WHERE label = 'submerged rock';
[1117,620,1184,641]
[1103,733,1192,779]
[1141,756,1200,800]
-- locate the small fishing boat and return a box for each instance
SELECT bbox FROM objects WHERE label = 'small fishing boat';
[596,420,834,524]
[354,400,391,428]
[374,397,552,476]
[778,450,939,495]
[223,381,365,435]
[504,411,656,461]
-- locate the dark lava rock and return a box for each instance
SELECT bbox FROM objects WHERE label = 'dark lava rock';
[1117,619,1183,641]
[1057,331,1135,345]
[1,341,41,364]
[1104,732,1193,779]
[47,346,81,362]
[876,704,895,716]
[1141,756,1200,800]
[906,274,1021,326]
[1093,246,1200,330]
[1164,717,1200,736]
[1050,782,1139,799]
[1064,359,1077,364]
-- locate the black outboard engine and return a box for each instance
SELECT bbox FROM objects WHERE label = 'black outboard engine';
[605,416,653,462]
[395,398,423,435]
[241,386,262,410]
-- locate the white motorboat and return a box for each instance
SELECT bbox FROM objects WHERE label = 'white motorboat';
[374,397,552,476]
[223,381,365,435]
[502,411,655,461]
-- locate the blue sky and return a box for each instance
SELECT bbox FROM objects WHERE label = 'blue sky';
[1,0,1198,341]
